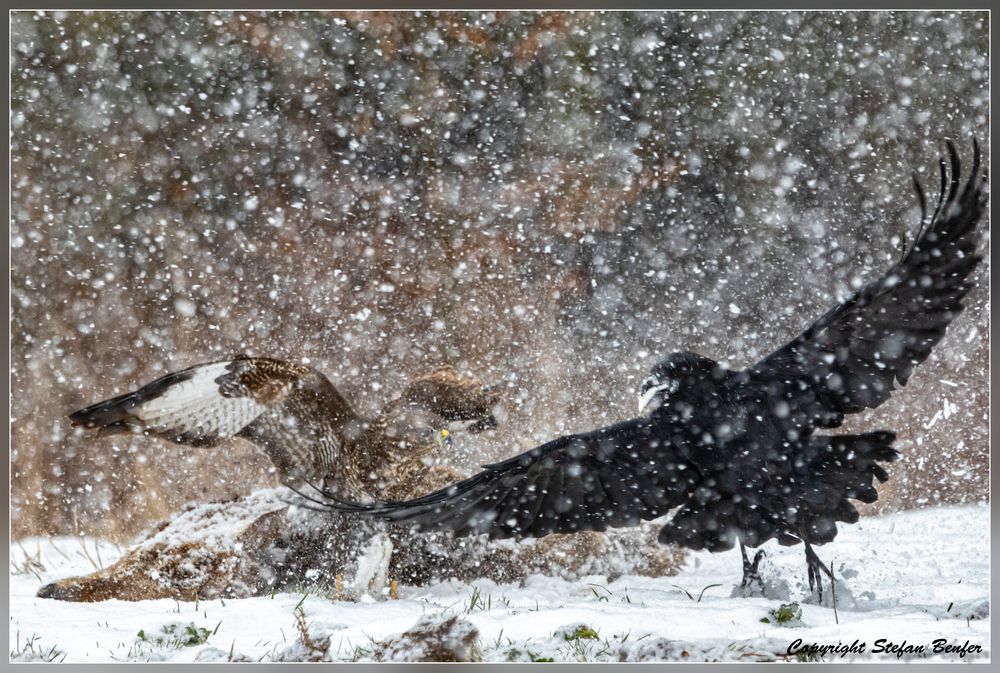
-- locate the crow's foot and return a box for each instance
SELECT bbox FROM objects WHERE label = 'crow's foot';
[739,542,767,595]
[804,542,833,602]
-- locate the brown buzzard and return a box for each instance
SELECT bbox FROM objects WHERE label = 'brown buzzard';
[69,357,498,500]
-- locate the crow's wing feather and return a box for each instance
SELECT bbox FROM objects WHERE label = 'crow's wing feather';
[319,417,693,539]
[744,140,986,432]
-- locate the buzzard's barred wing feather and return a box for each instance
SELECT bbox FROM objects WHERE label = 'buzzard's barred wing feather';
[744,139,986,432]
[316,418,694,539]
[69,360,271,447]
[69,357,358,483]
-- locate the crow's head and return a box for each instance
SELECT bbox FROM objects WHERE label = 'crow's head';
[637,351,721,415]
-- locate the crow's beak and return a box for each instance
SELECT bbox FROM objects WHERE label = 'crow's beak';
[637,384,664,415]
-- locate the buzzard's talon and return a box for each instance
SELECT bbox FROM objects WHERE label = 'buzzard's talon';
[466,414,498,434]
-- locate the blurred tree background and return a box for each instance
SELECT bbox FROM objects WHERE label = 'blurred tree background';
[10,11,988,542]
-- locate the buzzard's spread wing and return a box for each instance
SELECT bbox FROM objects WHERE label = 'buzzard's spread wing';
[743,141,986,433]
[322,418,693,539]
[69,357,358,483]
[400,365,500,431]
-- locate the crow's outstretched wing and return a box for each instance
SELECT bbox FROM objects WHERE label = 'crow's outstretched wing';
[319,418,694,539]
[743,140,987,432]
[69,357,358,482]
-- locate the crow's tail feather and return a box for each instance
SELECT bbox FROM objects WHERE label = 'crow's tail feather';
[794,430,899,544]
[658,431,898,551]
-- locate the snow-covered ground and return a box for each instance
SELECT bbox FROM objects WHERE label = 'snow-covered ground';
[9,503,989,662]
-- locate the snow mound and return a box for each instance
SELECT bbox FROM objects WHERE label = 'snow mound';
[10,503,990,662]
[376,614,480,662]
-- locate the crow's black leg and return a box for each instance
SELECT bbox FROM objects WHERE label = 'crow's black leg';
[804,542,833,601]
[739,541,766,591]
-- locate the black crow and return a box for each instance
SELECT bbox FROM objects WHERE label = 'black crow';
[310,140,986,600]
